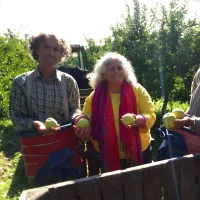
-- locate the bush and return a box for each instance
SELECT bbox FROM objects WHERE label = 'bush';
[0,31,36,119]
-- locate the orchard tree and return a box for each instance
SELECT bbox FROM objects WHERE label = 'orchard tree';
[0,29,36,119]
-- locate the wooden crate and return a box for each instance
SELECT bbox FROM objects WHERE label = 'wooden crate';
[79,88,93,109]
[20,154,200,200]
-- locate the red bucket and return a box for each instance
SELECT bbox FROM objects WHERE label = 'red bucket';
[174,128,200,154]
[21,129,82,177]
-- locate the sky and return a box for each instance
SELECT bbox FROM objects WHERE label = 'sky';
[0,0,200,45]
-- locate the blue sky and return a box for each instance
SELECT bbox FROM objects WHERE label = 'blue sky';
[0,0,200,45]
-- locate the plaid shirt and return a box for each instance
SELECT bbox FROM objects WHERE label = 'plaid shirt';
[9,67,80,131]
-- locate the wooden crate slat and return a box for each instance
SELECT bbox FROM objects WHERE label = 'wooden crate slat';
[100,170,123,200]
[122,166,143,200]
[179,155,198,200]
[162,159,181,200]
[19,188,49,200]
[80,98,86,105]
[79,88,93,96]
[76,175,101,200]
[44,181,79,200]
[143,163,162,200]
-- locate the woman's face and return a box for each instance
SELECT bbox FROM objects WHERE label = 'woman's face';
[104,59,125,85]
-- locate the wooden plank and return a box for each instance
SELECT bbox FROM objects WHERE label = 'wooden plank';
[195,154,200,199]
[53,181,78,200]
[20,154,200,200]
[180,155,199,200]
[19,188,49,200]
[80,97,86,105]
[162,158,182,200]
[122,166,143,200]
[100,170,123,200]
[143,163,162,200]
[79,88,93,96]
[76,175,101,200]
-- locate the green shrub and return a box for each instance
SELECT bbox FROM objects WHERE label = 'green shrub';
[0,31,36,119]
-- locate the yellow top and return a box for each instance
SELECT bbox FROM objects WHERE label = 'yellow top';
[82,83,156,159]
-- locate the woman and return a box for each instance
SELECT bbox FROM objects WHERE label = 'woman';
[82,52,156,172]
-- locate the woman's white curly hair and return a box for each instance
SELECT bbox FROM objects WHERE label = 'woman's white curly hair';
[89,52,137,89]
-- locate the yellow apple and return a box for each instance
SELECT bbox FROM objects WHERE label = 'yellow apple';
[77,118,90,128]
[45,118,59,129]
[163,113,176,129]
[121,113,136,126]
[172,108,185,119]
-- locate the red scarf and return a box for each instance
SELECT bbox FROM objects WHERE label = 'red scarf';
[91,81,143,172]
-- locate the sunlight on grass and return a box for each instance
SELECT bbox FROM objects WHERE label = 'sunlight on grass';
[0,120,29,200]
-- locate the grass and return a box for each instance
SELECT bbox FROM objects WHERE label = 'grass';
[0,120,29,200]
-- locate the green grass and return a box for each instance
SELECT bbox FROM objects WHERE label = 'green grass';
[0,120,29,200]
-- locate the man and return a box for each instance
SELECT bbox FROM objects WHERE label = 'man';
[9,33,90,186]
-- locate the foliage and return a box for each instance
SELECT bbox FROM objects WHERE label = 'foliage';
[85,38,113,71]
[60,54,80,68]
[0,29,36,119]
[85,0,200,113]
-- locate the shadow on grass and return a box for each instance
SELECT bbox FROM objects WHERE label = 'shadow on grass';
[0,122,20,158]
[0,122,29,198]
[7,156,29,198]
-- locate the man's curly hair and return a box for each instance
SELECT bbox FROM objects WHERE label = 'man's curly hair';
[29,33,71,62]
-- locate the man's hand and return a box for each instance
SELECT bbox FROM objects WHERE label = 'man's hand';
[73,115,91,141]
[33,120,60,135]
[173,116,195,129]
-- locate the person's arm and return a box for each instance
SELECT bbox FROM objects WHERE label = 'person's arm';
[81,91,99,150]
[194,117,200,133]
[191,68,200,95]
[66,76,81,121]
[9,76,35,132]
[72,88,94,142]
[174,116,200,134]
[134,84,156,132]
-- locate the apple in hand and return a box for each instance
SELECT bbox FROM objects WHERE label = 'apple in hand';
[172,108,185,119]
[121,113,136,126]
[44,118,59,129]
[163,113,176,129]
[77,118,90,128]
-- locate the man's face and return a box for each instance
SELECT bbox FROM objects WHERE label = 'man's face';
[36,37,62,66]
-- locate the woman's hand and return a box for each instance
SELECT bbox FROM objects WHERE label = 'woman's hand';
[32,120,60,135]
[134,115,146,128]
[122,114,146,129]
[73,115,91,141]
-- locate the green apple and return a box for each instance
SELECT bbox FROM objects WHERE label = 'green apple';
[172,108,185,119]
[44,118,59,129]
[121,113,136,126]
[77,118,90,128]
[163,113,176,129]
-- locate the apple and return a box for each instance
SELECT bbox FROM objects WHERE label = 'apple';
[172,108,185,119]
[163,113,176,129]
[77,118,90,128]
[121,113,136,126]
[44,118,59,129]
